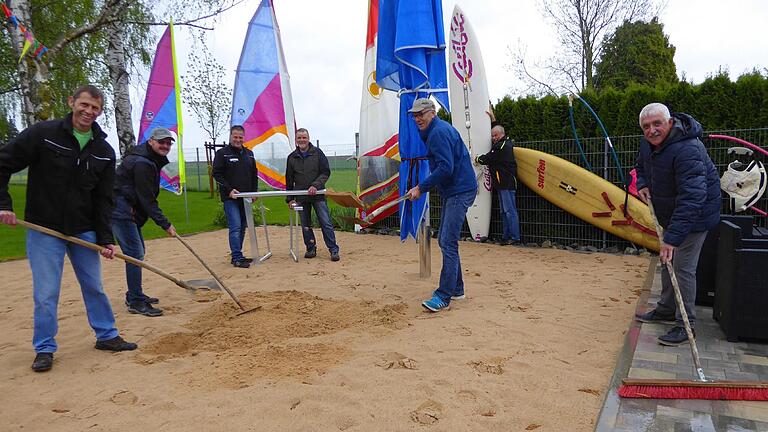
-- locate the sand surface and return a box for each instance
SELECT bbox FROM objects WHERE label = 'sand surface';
[0,227,649,431]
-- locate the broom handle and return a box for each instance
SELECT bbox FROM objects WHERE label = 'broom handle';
[173,234,247,311]
[647,202,708,382]
[17,220,195,291]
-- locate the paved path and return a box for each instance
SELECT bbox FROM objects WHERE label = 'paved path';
[596,258,768,431]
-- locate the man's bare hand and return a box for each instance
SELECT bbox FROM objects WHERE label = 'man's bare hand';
[659,242,675,264]
[638,187,651,204]
[100,244,116,259]
[308,186,317,196]
[406,185,421,201]
[166,225,177,237]
[0,210,17,226]
[228,188,240,199]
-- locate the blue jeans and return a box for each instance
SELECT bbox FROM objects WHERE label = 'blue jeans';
[112,218,150,304]
[223,199,247,261]
[434,189,476,303]
[27,230,118,353]
[498,189,521,241]
[299,200,339,253]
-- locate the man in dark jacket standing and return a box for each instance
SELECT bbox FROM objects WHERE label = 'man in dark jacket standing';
[0,85,137,373]
[286,128,340,261]
[633,103,721,346]
[212,125,259,268]
[405,98,478,312]
[476,124,521,245]
[112,127,177,317]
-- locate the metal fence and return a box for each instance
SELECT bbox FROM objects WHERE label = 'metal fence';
[373,128,768,250]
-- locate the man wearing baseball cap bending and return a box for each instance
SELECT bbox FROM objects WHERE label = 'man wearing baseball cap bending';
[405,98,478,312]
[112,127,178,317]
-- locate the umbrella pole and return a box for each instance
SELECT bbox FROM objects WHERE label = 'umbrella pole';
[419,195,431,279]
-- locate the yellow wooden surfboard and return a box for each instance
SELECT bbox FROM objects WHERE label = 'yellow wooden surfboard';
[514,147,660,251]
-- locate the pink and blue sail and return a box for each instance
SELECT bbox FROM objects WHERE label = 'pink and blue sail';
[231,0,296,190]
[137,22,185,194]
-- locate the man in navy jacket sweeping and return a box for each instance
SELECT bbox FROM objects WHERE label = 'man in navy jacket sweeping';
[633,103,720,346]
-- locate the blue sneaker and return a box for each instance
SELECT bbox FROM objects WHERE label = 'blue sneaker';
[422,296,450,312]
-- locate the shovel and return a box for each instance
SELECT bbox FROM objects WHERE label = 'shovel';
[18,220,201,291]
[173,234,261,316]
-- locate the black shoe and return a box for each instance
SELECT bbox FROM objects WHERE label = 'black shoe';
[127,301,163,317]
[658,326,694,346]
[31,352,53,372]
[330,252,340,262]
[232,259,251,268]
[95,335,138,351]
[304,249,317,259]
[635,309,676,325]
[243,258,254,264]
[124,297,159,307]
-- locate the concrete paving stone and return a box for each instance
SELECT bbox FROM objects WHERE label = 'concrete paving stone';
[738,344,768,357]
[714,402,768,423]
[636,351,679,364]
[703,358,741,369]
[712,414,758,431]
[697,350,725,361]
[628,366,677,380]
[724,370,761,381]
[738,363,768,380]
[736,354,768,366]
[664,398,715,414]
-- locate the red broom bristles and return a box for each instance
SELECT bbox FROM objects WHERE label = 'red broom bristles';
[618,383,768,401]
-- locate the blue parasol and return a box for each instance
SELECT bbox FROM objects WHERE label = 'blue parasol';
[376,0,450,241]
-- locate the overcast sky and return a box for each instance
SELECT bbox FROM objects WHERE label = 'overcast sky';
[119,0,767,158]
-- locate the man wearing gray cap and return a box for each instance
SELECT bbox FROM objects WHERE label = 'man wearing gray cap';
[112,127,178,317]
[405,97,477,312]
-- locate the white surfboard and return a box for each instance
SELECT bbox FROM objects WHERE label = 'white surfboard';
[449,5,492,241]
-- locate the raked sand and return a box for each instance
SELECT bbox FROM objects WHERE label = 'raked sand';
[0,227,648,431]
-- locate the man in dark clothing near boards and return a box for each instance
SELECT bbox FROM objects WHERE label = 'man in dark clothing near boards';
[633,103,721,346]
[285,128,340,261]
[0,85,137,373]
[112,127,178,317]
[405,98,478,313]
[212,125,259,268]
[476,123,521,245]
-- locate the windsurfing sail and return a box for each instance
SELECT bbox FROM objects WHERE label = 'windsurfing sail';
[358,0,400,224]
[231,0,295,190]
[137,21,185,194]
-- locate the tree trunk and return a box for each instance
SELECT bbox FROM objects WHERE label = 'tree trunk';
[106,20,135,157]
[8,0,38,126]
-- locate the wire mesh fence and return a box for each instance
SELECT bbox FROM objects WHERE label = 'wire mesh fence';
[371,128,768,250]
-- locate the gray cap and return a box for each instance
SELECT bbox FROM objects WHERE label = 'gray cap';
[408,98,435,113]
[150,127,175,141]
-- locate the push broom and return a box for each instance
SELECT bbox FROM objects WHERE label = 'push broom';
[618,201,768,400]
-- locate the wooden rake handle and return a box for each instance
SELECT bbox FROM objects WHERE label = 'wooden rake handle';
[16,220,196,291]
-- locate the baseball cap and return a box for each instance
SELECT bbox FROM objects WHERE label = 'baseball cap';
[408,98,435,113]
[150,127,175,141]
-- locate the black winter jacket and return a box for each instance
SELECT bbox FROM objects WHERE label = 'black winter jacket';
[285,144,330,203]
[211,145,259,202]
[476,136,518,190]
[0,114,116,245]
[635,113,721,246]
[113,142,171,229]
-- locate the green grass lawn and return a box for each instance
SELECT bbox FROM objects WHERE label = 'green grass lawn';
[1,183,357,261]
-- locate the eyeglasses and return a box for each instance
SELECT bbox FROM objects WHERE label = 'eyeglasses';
[411,110,433,119]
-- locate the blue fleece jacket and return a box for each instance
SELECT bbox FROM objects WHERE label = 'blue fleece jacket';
[635,113,721,246]
[417,117,477,198]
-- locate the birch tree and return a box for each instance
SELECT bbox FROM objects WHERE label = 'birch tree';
[513,0,662,95]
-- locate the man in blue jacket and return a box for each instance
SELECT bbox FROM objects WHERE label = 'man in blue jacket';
[112,127,177,317]
[633,103,721,346]
[405,98,478,312]
[0,85,137,372]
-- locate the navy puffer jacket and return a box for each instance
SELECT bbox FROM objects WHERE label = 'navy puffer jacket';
[635,113,721,246]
